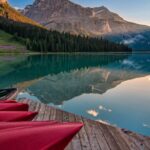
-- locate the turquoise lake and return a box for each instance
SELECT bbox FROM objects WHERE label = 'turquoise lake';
[0,53,150,136]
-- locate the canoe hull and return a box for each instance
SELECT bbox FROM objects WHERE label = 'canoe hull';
[0,88,18,100]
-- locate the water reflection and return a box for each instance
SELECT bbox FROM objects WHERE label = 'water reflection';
[60,75,150,136]
[0,54,129,88]
[24,53,150,105]
[0,53,150,136]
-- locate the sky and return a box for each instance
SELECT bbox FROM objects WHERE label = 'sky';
[8,0,150,26]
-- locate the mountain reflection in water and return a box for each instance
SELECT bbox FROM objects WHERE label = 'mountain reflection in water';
[0,54,129,88]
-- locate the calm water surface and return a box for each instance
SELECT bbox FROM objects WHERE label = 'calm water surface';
[0,53,150,136]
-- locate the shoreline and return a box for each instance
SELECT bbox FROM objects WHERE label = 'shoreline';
[0,51,150,56]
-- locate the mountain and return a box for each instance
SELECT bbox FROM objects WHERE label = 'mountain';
[21,0,150,50]
[0,0,40,26]
[22,0,149,35]
[0,15,131,53]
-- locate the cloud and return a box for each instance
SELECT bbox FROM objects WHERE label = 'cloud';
[122,60,134,66]
[99,105,106,111]
[13,6,22,10]
[122,34,145,45]
[99,105,112,112]
[143,123,150,128]
[108,109,112,112]
[123,39,135,44]
[122,60,141,69]
[87,109,99,117]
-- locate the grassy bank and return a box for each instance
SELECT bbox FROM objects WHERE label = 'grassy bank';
[0,29,26,53]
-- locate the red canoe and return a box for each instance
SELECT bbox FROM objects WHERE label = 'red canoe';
[0,88,18,100]
[0,123,83,150]
[0,111,38,121]
[0,100,17,103]
[0,121,59,130]
[0,103,29,111]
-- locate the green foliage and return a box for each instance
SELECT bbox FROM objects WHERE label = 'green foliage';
[0,29,24,46]
[0,16,132,53]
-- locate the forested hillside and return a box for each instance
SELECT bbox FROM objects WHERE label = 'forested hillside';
[0,17,132,52]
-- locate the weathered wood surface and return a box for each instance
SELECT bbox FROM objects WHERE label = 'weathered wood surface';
[20,99,150,150]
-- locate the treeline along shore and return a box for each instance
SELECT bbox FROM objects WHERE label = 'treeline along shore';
[0,16,132,53]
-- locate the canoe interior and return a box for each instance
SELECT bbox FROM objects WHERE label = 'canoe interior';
[0,88,18,100]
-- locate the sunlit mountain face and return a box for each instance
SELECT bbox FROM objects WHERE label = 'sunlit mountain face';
[21,0,149,35]
[0,0,40,26]
[0,53,150,136]
[20,0,150,50]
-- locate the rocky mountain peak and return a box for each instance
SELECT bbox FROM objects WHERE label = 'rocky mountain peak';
[33,0,68,7]
[22,0,150,36]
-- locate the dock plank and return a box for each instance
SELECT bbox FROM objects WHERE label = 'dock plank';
[125,132,150,150]
[20,99,150,150]
[75,115,92,150]
[82,118,101,150]
[62,110,73,150]
[118,129,140,150]
[130,134,150,150]
[94,122,121,150]
[32,102,41,121]
[107,125,131,150]
[36,103,46,121]
[68,113,82,150]
[49,106,57,120]
[93,121,110,150]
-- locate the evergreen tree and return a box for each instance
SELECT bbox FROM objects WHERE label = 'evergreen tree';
[0,16,132,53]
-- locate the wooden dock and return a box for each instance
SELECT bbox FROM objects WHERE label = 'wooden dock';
[20,99,150,150]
